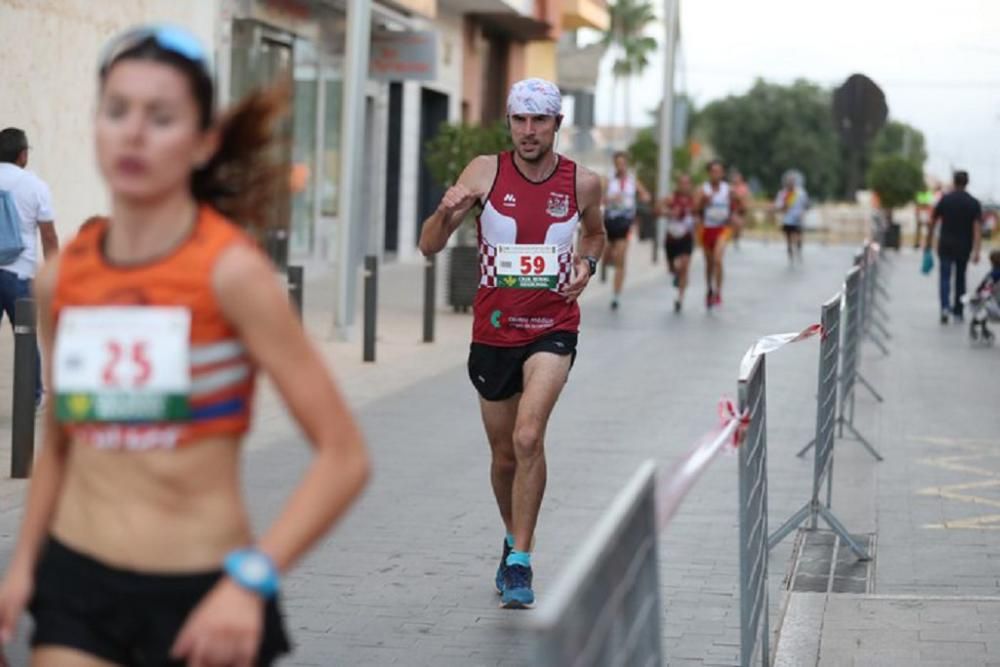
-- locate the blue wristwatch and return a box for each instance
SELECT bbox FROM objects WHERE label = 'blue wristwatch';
[224,548,279,599]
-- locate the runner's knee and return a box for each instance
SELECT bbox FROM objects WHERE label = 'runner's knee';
[512,424,544,460]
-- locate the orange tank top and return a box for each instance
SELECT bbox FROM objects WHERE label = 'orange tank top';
[52,206,257,449]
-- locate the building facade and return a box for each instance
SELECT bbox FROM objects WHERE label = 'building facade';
[0,0,607,330]
[0,0,217,244]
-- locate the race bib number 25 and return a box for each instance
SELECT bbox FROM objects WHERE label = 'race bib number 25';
[496,244,560,289]
[54,307,192,423]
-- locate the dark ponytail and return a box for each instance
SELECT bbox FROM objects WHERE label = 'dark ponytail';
[192,84,289,233]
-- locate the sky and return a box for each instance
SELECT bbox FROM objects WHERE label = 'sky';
[588,0,1000,201]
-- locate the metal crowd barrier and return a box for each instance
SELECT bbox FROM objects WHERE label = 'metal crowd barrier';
[853,249,887,405]
[530,461,662,667]
[836,265,884,461]
[529,409,761,665]
[858,244,890,357]
[530,249,894,665]
[865,243,893,344]
[737,354,770,667]
[771,294,870,559]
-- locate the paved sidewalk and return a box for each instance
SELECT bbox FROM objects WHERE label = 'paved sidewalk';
[774,245,1000,666]
[778,594,1000,666]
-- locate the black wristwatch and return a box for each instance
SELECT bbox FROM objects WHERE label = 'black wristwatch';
[583,256,599,276]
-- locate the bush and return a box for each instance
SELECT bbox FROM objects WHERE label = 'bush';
[867,155,923,212]
[424,122,511,188]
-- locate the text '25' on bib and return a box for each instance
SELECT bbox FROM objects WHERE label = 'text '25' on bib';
[54,307,191,423]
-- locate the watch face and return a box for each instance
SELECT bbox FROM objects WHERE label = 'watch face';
[239,554,270,585]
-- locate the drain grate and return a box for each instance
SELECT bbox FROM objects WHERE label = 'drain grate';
[785,529,875,593]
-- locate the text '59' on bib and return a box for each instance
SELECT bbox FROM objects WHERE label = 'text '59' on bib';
[54,307,192,423]
[496,244,559,289]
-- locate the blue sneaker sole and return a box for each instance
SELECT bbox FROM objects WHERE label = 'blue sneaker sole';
[500,590,535,609]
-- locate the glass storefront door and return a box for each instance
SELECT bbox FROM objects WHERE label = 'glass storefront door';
[230,20,293,269]
[291,39,320,256]
[228,5,347,264]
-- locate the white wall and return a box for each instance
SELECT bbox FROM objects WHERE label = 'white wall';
[396,9,464,260]
[0,0,217,241]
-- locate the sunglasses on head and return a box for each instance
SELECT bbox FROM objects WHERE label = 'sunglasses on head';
[99,24,209,75]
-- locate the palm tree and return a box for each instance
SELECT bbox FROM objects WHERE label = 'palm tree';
[603,0,658,144]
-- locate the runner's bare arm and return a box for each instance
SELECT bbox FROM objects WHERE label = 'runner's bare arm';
[654,193,671,217]
[0,258,70,643]
[213,245,370,572]
[731,190,745,215]
[564,167,606,302]
[925,207,941,252]
[419,155,496,256]
[636,179,653,204]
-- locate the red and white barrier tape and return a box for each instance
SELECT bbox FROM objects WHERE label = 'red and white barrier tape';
[656,323,823,530]
[738,323,823,377]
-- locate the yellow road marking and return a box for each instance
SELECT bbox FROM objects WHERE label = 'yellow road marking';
[911,437,1000,531]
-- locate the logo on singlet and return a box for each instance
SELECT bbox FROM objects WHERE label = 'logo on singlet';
[547,193,569,217]
[503,193,517,207]
[490,310,503,328]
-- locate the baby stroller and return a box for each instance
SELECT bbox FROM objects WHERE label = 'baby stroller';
[965,278,1000,344]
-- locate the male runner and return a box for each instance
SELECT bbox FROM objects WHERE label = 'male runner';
[660,174,696,312]
[602,151,651,310]
[729,169,750,250]
[696,160,741,308]
[419,79,605,609]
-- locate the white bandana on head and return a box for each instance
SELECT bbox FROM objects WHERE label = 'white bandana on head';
[506,78,562,117]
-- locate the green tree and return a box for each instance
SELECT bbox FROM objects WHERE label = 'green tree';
[869,119,927,167]
[603,0,658,140]
[867,155,924,221]
[697,79,844,199]
[627,128,696,198]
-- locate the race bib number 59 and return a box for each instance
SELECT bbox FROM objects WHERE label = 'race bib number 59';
[54,307,192,423]
[496,244,559,289]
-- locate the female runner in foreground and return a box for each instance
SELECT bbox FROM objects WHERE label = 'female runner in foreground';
[0,25,369,666]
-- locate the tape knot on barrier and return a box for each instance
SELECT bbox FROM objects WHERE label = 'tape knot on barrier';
[718,398,750,447]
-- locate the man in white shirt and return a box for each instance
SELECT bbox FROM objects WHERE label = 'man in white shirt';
[0,128,59,406]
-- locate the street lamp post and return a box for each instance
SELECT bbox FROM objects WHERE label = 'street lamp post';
[656,0,679,250]
[335,0,373,338]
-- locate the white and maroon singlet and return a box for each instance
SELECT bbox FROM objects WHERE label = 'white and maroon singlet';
[473,151,581,346]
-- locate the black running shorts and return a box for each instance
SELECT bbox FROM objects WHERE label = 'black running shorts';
[29,538,291,666]
[604,214,632,241]
[665,234,694,263]
[468,331,578,401]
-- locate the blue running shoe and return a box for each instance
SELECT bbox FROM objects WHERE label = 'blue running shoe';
[495,538,512,594]
[501,564,534,609]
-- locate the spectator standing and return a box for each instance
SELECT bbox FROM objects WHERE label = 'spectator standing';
[0,128,59,406]
[926,170,982,324]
